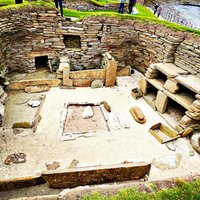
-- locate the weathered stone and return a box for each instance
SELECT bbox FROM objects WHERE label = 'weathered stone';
[9,79,61,90]
[100,101,111,112]
[188,104,200,112]
[195,94,200,100]
[190,132,200,154]
[154,63,188,78]
[117,66,131,77]
[68,159,79,168]
[152,154,182,170]
[0,175,45,191]
[4,153,26,165]
[155,91,168,113]
[181,127,193,137]
[63,66,73,87]
[179,115,200,129]
[164,79,179,94]
[42,162,151,188]
[131,87,142,100]
[73,79,92,87]
[105,60,117,87]
[175,75,200,94]
[91,80,103,88]
[70,69,106,79]
[12,122,32,129]
[130,106,146,124]
[25,84,50,93]
[193,100,200,109]
[138,79,147,95]
[81,106,94,119]
[46,161,60,170]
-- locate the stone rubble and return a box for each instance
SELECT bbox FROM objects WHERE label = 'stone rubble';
[152,153,182,170]
[81,106,94,119]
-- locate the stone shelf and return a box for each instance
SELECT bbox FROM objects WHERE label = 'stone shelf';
[164,90,194,110]
[175,75,200,94]
[153,63,188,78]
[146,78,195,110]
[146,78,165,91]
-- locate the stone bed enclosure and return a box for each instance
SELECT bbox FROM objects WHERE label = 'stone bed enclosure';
[0,11,200,132]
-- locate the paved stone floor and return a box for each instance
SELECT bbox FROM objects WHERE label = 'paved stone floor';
[0,75,199,198]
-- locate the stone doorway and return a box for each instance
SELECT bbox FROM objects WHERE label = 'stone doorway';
[35,55,49,70]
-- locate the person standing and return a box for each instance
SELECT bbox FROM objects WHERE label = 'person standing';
[154,3,159,15]
[54,0,64,17]
[157,5,162,17]
[118,0,127,14]
[128,0,136,14]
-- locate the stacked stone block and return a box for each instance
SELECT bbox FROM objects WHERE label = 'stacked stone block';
[186,99,200,120]
[175,38,200,76]
[145,64,159,79]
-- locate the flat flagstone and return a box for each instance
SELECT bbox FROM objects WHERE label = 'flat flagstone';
[154,63,188,78]
[175,75,200,94]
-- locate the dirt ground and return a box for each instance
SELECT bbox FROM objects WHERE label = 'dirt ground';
[0,73,200,198]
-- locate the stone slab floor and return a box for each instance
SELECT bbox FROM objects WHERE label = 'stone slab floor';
[0,76,200,188]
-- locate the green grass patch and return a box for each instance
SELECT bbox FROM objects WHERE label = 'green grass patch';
[63,4,200,36]
[0,0,54,10]
[89,0,118,6]
[82,179,200,200]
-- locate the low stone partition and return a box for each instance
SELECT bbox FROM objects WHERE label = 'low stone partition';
[57,53,119,87]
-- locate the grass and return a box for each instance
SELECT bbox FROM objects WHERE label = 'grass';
[0,0,54,10]
[0,0,200,35]
[82,179,200,200]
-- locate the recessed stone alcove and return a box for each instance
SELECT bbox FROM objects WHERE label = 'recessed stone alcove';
[35,55,48,69]
[63,35,81,48]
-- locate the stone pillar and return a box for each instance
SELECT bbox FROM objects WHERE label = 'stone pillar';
[105,60,117,87]
[63,66,73,87]
[155,91,168,113]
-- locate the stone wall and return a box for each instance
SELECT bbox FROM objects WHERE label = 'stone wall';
[0,12,200,76]
[0,10,64,73]
[175,34,200,76]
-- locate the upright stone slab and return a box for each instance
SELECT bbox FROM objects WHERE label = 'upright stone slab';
[105,60,117,87]
[63,66,73,87]
[155,91,168,113]
[138,79,147,95]
[164,79,179,94]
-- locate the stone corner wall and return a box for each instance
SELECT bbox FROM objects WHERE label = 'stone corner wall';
[0,13,200,76]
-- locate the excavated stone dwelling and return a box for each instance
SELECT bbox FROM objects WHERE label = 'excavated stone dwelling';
[0,10,200,198]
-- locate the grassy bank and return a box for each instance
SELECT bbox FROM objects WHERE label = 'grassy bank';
[0,0,200,35]
[82,179,200,200]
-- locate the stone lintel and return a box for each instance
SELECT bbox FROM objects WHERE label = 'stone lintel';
[42,162,151,188]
